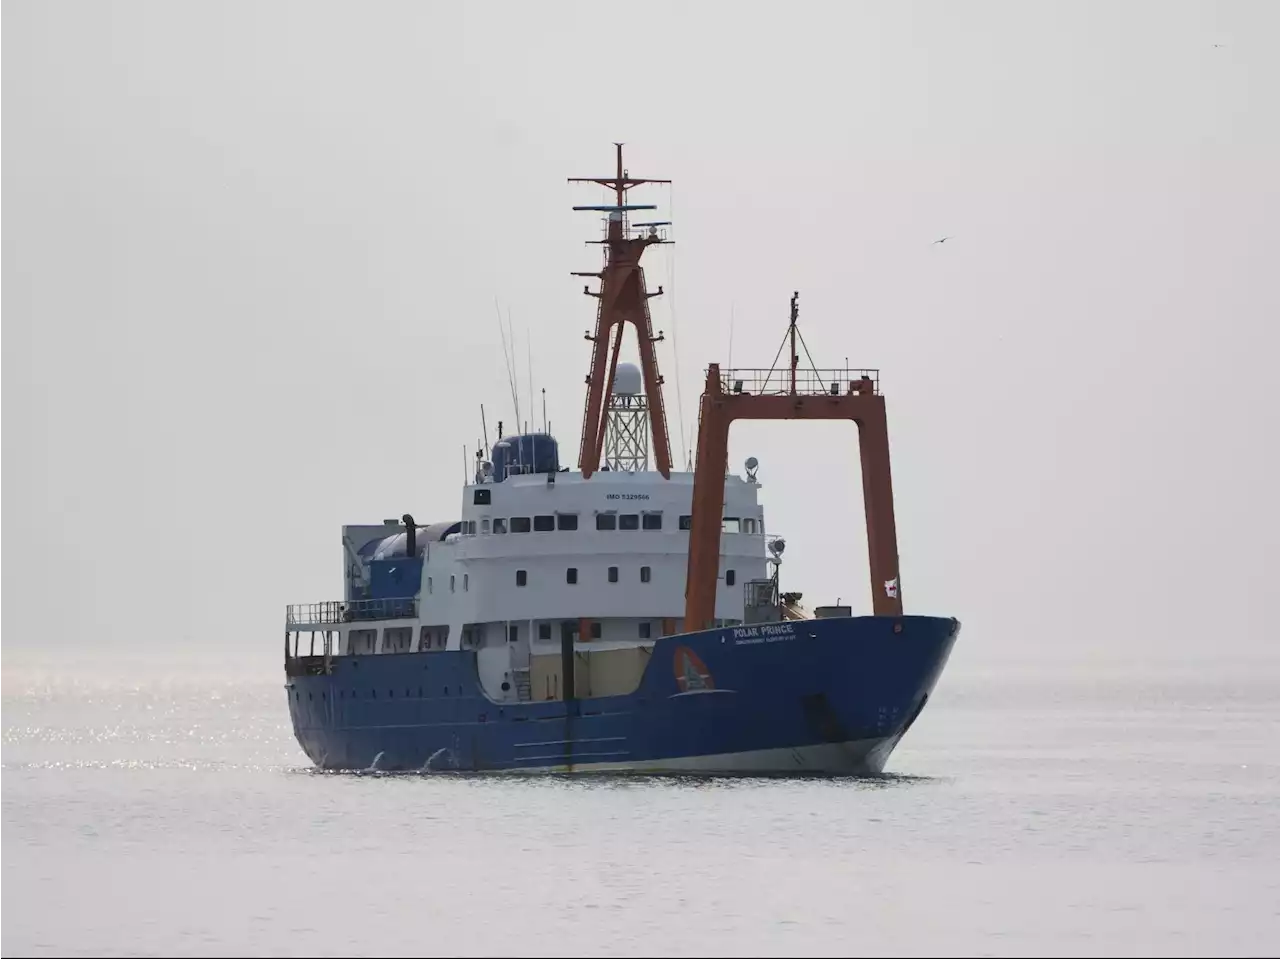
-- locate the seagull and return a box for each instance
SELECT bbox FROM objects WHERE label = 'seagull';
[933,236,953,245]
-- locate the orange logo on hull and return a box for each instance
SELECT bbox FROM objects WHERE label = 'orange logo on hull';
[674,646,714,693]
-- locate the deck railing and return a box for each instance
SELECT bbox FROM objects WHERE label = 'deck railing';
[718,367,880,397]
[285,596,418,627]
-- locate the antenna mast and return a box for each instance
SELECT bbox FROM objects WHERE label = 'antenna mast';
[569,143,674,479]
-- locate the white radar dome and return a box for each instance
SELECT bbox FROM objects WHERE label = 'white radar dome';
[613,362,644,396]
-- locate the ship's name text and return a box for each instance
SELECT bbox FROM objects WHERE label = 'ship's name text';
[731,622,797,646]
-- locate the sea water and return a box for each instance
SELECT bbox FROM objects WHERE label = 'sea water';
[3,647,1277,958]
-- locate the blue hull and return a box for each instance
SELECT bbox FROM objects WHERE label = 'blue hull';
[284,615,960,775]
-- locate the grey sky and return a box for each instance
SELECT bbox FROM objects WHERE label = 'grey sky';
[4,1,1276,669]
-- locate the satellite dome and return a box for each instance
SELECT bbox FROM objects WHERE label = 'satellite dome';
[613,361,644,396]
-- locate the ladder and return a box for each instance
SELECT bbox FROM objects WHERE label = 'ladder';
[512,667,533,703]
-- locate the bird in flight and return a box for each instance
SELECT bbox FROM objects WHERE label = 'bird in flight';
[933,236,952,245]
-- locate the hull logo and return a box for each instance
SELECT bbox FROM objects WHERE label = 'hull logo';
[674,646,715,693]
[884,577,899,599]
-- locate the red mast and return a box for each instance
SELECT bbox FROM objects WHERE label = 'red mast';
[569,143,673,479]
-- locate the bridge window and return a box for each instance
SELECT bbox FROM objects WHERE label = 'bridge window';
[722,517,741,533]
[642,512,663,530]
[566,567,578,584]
[608,566,618,583]
[533,515,555,532]
[726,569,736,587]
[493,518,507,534]
[473,488,491,505]
[640,566,651,583]
[516,569,528,587]
[639,621,652,639]
[619,514,639,531]
[511,517,531,533]
[679,515,692,530]
[744,518,757,534]
[557,512,579,530]
[596,513,616,530]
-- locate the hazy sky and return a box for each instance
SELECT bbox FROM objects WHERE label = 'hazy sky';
[4,1,1277,671]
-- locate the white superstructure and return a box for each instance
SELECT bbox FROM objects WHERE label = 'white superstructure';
[317,458,770,704]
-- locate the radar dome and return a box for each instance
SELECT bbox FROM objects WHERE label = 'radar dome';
[613,362,644,396]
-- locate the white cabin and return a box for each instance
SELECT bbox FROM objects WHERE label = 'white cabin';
[286,360,779,705]
[313,461,770,704]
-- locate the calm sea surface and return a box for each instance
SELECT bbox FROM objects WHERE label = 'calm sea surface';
[3,648,1277,958]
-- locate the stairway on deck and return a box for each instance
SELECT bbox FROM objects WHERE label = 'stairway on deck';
[513,668,533,703]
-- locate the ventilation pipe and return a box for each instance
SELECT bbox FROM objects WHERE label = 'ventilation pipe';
[402,513,416,557]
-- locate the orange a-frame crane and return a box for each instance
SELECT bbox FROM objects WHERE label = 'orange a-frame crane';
[683,293,904,632]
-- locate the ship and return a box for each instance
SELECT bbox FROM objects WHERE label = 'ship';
[282,144,961,775]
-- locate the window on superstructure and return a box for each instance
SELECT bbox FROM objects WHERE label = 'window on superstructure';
[608,566,618,583]
[533,515,555,532]
[511,517,531,533]
[556,513,579,530]
[493,518,507,534]
[744,518,757,534]
[566,567,578,585]
[427,577,433,593]
[620,514,639,530]
[463,573,469,591]
[590,621,602,640]
[679,515,692,530]
[639,622,652,639]
[516,569,527,587]
[481,518,490,534]
[450,574,455,592]
[726,569,736,587]
[640,566,651,583]
[508,625,518,644]
[538,622,552,640]
[642,512,663,530]
[722,517,741,533]
[596,513,616,530]
[384,626,412,652]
